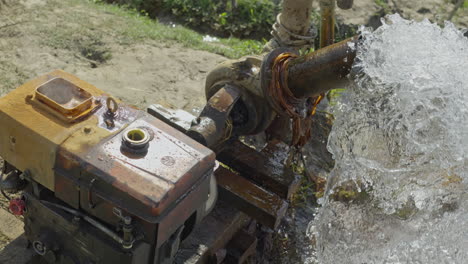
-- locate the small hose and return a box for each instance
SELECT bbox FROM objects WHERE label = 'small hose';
[40,200,125,245]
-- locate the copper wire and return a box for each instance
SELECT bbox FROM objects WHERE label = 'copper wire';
[269,52,324,147]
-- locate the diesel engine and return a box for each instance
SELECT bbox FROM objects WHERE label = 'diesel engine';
[0,70,217,264]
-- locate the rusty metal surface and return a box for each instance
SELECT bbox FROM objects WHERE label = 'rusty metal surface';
[175,201,249,264]
[319,0,336,48]
[216,167,288,230]
[205,56,276,136]
[154,173,211,248]
[287,36,359,98]
[32,77,102,123]
[188,85,240,148]
[224,229,257,264]
[217,140,301,200]
[33,73,218,250]
[57,113,215,221]
[147,104,195,134]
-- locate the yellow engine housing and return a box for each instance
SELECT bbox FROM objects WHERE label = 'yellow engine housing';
[0,70,116,190]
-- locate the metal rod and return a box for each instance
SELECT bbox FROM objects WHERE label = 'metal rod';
[319,0,336,48]
[287,36,359,98]
[187,85,240,148]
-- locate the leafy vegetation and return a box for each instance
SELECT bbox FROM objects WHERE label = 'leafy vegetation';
[101,0,278,39]
[164,0,278,39]
[42,0,265,59]
[374,0,391,13]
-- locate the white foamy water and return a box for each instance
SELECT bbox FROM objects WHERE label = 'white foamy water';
[310,14,468,264]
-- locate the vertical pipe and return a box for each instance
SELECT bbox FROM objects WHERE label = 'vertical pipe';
[280,0,314,36]
[319,0,336,48]
[270,0,314,48]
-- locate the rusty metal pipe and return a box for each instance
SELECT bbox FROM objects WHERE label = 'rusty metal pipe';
[287,36,359,98]
[319,0,336,48]
[187,85,241,148]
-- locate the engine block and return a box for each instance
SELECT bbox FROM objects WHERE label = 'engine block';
[0,70,216,263]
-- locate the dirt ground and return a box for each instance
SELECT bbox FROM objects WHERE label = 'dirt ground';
[0,0,467,261]
[1,0,467,111]
[0,0,225,114]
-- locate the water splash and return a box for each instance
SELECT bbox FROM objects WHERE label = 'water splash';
[310,14,468,263]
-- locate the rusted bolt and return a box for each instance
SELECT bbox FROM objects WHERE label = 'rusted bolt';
[105,119,115,129]
[83,126,92,134]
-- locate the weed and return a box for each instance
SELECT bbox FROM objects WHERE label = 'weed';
[374,0,391,14]
[327,88,347,106]
[33,0,263,60]
[83,0,265,58]
[100,0,278,39]
[79,39,113,63]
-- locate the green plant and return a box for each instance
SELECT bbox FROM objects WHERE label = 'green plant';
[163,0,279,39]
[374,0,391,14]
[61,0,265,59]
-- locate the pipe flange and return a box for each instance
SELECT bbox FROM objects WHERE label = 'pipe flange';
[205,57,277,135]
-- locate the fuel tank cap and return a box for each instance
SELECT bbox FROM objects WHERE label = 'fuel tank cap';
[122,127,150,150]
